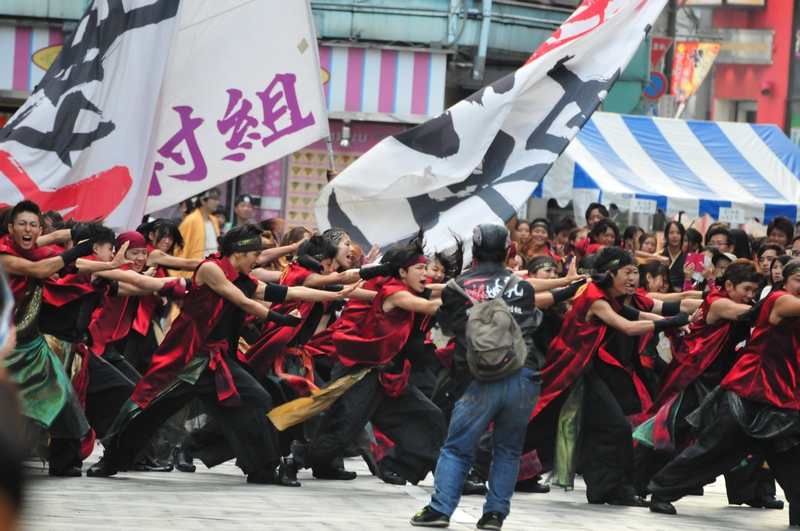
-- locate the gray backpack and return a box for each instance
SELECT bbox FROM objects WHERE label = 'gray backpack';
[447,275,527,381]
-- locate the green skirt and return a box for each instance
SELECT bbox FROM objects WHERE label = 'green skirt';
[2,334,89,437]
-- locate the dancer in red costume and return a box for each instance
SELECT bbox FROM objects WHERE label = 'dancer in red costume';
[523,247,698,506]
[87,225,315,485]
[0,201,126,477]
[649,258,800,526]
[633,260,765,498]
[289,232,446,487]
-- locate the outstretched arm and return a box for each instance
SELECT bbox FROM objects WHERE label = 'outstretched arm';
[197,262,273,320]
[147,250,202,271]
[383,290,441,315]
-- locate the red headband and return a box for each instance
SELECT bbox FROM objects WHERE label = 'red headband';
[401,254,427,269]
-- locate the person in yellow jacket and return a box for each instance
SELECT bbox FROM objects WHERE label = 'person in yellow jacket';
[171,189,220,278]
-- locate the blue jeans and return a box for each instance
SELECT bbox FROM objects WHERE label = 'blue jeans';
[430,369,540,517]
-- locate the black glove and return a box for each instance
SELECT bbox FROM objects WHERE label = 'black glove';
[60,239,95,267]
[551,278,587,305]
[267,311,303,327]
[184,278,193,291]
[297,254,323,273]
[358,263,391,281]
[653,312,690,333]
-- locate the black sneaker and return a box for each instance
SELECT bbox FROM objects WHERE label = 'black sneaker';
[410,506,450,527]
[476,511,505,530]
[379,463,407,485]
[462,479,489,496]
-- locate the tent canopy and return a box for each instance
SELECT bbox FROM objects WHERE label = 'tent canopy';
[535,112,800,225]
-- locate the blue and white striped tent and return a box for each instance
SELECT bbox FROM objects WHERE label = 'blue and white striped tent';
[534,112,800,224]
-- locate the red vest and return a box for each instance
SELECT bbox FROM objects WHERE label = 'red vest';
[305,276,391,360]
[130,254,252,408]
[722,291,800,409]
[334,278,415,367]
[647,287,740,415]
[244,262,320,380]
[533,282,620,418]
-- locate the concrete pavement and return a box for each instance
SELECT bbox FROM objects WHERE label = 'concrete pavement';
[20,448,791,530]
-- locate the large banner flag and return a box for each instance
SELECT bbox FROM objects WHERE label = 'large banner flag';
[145,0,328,214]
[315,0,667,252]
[0,0,180,231]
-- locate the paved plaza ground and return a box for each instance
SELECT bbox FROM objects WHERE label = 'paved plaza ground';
[20,448,791,530]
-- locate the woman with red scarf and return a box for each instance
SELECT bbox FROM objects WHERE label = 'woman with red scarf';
[289,234,447,487]
[649,258,800,525]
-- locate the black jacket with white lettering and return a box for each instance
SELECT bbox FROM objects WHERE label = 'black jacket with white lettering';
[436,261,542,398]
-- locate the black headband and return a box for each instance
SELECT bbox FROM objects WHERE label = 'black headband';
[530,221,550,231]
[783,262,800,279]
[529,257,557,272]
[229,236,263,253]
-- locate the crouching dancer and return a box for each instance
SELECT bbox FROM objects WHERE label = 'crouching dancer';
[88,225,304,485]
[648,258,800,525]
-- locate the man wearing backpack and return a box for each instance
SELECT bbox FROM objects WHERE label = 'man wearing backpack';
[411,222,542,530]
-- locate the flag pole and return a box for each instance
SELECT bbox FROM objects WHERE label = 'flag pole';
[325,136,336,181]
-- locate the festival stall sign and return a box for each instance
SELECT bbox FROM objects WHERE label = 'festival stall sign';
[671,41,721,117]
[0,0,328,233]
[314,0,669,253]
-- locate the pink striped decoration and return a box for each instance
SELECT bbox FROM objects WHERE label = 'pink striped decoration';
[49,28,64,46]
[345,47,364,112]
[378,50,397,113]
[316,45,445,117]
[12,27,31,91]
[411,52,430,115]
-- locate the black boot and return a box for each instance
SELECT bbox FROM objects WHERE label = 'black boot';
[378,462,407,486]
[649,496,677,515]
[515,476,550,493]
[173,446,196,473]
[87,457,118,478]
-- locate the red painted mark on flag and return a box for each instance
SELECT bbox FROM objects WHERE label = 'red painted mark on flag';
[525,0,646,65]
[0,150,132,220]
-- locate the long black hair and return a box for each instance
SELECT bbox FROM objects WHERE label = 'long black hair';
[137,218,185,253]
[639,260,670,290]
[431,233,465,281]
